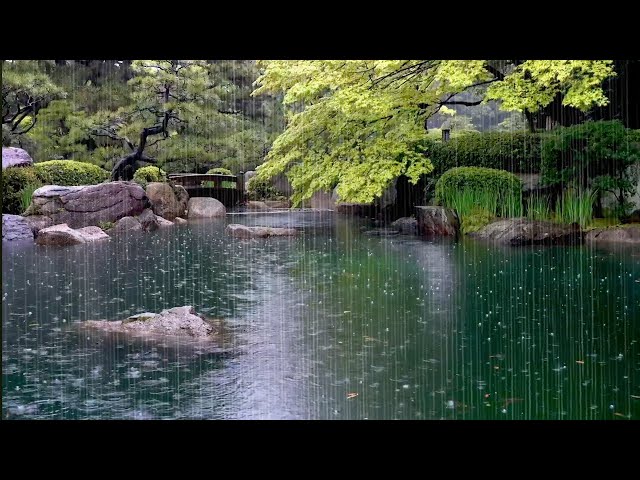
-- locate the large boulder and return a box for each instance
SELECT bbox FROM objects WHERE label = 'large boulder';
[111,216,143,233]
[226,224,297,238]
[415,206,460,237]
[145,182,188,220]
[2,214,34,241]
[24,182,147,229]
[35,223,110,246]
[309,190,335,210]
[470,218,583,246]
[23,215,54,236]
[390,217,417,235]
[2,147,33,169]
[585,226,640,244]
[84,306,219,339]
[187,197,226,218]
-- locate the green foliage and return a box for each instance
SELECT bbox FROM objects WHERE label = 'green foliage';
[254,60,614,203]
[20,182,40,213]
[556,188,597,228]
[34,160,109,186]
[435,167,523,218]
[443,190,496,233]
[98,221,115,231]
[247,176,284,201]
[541,120,640,217]
[526,194,552,221]
[133,166,167,186]
[429,131,542,176]
[206,167,233,175]
[1,167,41,214]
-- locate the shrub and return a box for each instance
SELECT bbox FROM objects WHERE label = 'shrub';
[206,167,233,176]
[34,160,110,186]
[541,120,640,218]
[429,131,543,177]
[133,166,167,186]
[1,167,41,214]
[247,176,284,201]
[435,167,523,218]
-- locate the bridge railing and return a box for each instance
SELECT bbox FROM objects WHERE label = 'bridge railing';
[168,173,245,194]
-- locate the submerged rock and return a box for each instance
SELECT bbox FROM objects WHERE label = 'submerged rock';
[2,214,34,241]
[226,224,297,238]
[36,223,110,246]
[2,147,33,169]
[470,218,583,246]
[24,181,147,229]
[364,229,400,236]
[585,226,640,243]
[390,216,417,234]
[85,306,219,339]
[187,197,226,218]
[415,206,460,237]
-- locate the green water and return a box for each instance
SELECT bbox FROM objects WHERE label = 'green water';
[2,212,639,419]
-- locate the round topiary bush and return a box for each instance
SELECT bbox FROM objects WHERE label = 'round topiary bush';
[246,176,283,201]
[1,167,42,214]
[435,166,523,219]
[206,167,233,175]
[34,160,110,186]
[133,166,167,186]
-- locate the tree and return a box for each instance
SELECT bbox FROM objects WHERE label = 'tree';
[253,60,616,204]
[2,61,65,145]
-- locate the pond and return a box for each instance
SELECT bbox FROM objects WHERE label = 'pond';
[2,211,639,419]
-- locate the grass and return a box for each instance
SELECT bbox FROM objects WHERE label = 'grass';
[526,194,552,221]
[19,183,40,214]
[556,188,597,228]
[441,188,523,233]
[98,221,115,231]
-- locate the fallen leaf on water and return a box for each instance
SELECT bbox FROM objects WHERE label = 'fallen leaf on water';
[613,412,626,418]
[576,360,584,364]
[347,393,359,399]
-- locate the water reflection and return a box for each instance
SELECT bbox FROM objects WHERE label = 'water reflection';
[2,212,639,419]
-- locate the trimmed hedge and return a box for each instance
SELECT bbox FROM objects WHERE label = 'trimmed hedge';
[35,160,110,186]
[1,167,42,214]
[429,131,542,176]
[133,166,167,186]
[206,167,233,175]
[435,166,523,210]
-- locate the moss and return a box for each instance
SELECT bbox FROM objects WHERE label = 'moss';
[98,221,115,231]
[461,208,494,234]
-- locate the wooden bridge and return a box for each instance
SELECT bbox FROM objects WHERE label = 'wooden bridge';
[168,173,246,207]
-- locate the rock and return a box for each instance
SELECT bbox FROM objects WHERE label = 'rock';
[23,215,54,236]
[469,218,583,246]
[364,229,400,236]
[145,182,188,220]
[174,217,187,225]
[226,224,297,238]
[2,147,33,169]
[585,226,640,243]
[390,217,417,234]
[415,206,460,237]
[24,181,147,229]
[187,197,226,218]
[2,214,34,241]
[264,200,290,209]
[112,216,142,233]
[308,190,335,210]
[84,306,218,339]
[36,223,110,246]
[246,200,271,211]
[271,172,293,196]
[157,216,173,228]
